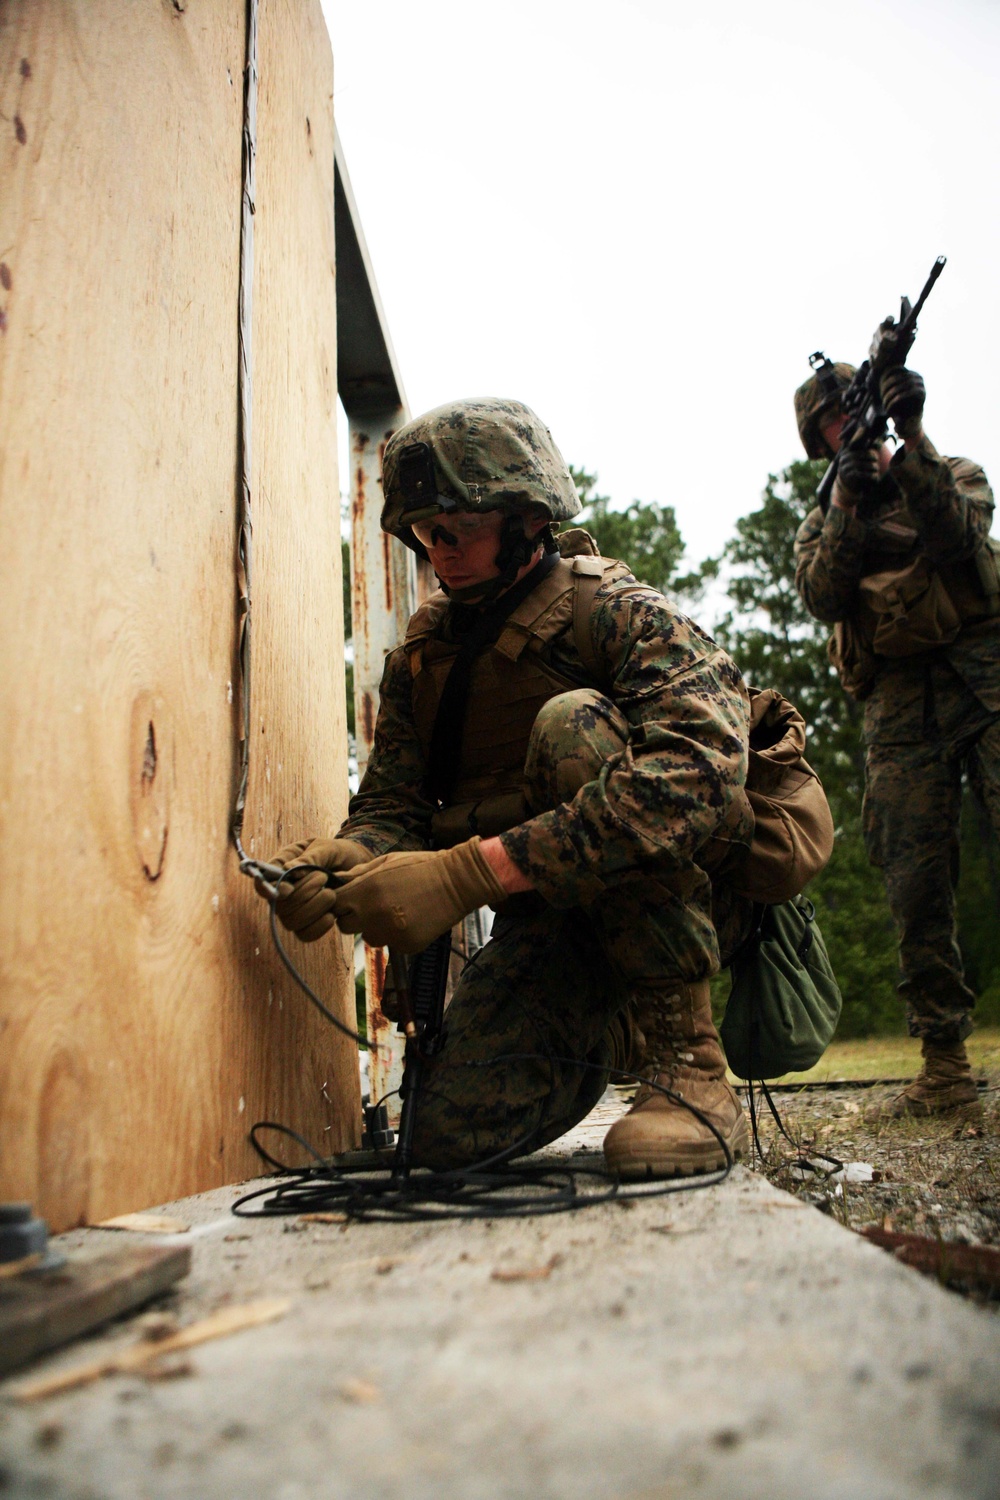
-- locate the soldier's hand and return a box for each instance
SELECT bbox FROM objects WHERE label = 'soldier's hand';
[331,837,508,954]
[258,837,373,942]
[880,366,925,441]
[834,443,881,506]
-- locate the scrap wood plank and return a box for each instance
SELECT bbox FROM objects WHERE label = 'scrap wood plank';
[0,1243,191,1379]
[861,1227,1000,1295]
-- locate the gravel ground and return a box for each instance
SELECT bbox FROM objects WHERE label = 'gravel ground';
[745,1076,1000,1283]
[559,1063,1000,1270]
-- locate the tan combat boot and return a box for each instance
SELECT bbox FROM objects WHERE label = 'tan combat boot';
[882,1038,983,1121]
[603,980,749,1178]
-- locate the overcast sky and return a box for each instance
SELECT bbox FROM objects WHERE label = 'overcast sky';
[322,0,999,584]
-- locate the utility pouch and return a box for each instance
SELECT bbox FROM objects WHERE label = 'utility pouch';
[828,619,879,701]
[973,536,1000,617]
[431,790,529,848]
[859,556,962,657]
[721,896,843,1080]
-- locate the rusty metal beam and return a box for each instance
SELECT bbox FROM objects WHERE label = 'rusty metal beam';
[348,410,411,1120]
[347,412,413,778]
[335,131,410,1116]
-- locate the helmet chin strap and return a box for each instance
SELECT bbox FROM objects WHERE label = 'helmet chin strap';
[438,515,544,605]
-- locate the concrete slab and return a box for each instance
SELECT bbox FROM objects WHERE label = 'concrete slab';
[2,1094,999,1500]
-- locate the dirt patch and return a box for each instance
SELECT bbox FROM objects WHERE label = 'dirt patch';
[746,1073,1000,1305]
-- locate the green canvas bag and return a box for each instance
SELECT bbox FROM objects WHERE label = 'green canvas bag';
[721,896,843,1081]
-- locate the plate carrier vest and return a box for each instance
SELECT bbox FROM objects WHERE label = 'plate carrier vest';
[402,531,640,846]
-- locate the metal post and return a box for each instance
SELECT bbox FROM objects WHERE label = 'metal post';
[348,406,411,1122]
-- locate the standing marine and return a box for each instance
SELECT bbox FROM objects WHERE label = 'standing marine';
[794,359,999,1118]
[265,398,754,1177]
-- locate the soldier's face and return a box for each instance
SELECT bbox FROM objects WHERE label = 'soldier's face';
[819,410,848,455]
[819,410,892,475]
[411,510,508,590]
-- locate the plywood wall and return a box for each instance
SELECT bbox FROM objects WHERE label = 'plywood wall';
[0,1,358,1231]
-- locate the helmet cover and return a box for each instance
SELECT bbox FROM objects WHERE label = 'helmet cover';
[381,398,581,552]
[794,358,856,460]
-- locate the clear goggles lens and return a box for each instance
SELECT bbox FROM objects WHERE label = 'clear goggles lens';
[410,512,495,547]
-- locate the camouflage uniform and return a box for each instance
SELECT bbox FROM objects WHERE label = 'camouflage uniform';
[795,435,1000,1041]
[339,582,751,1166]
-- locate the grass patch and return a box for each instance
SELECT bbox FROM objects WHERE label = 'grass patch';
[728,1027,1000,1086]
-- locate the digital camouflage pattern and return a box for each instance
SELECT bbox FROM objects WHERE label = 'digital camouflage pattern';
[392,689,741,1168]
[793,362,856,460]
[865,716,1000,1042]
[341,575,751,932]
[794,431,1000,1042]
[405,895,627,1169]
[338,573,752,1165]
[381,398,581,549]
[794,436,999,738]
[496,590,751,919]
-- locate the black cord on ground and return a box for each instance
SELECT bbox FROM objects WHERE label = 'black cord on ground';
[746,1076,843,1180]
[237,855,372,1051]
[234,860,738,1222]
[232,1055,734,1224]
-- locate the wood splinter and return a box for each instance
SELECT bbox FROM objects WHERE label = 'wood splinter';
[12,1297,291,1402]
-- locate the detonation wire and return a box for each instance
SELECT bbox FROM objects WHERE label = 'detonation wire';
[232,0,258,864]
[232,938,737,1223]
[232,1060,734,1223]
[745,1076,842,1182]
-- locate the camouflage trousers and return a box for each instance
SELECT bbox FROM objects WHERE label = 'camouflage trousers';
[410,689,723,1168]
[864,693,1000,1043]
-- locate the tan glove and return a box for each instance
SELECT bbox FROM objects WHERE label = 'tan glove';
[332,837,508,954]
[258,838,373,943]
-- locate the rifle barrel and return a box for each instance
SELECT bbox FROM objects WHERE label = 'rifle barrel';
[906,255,947,332]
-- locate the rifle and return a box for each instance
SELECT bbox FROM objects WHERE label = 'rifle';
[386,932,452,1178]
[814,255,947,513]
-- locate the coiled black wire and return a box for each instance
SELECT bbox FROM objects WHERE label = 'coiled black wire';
[232,892,739,1222]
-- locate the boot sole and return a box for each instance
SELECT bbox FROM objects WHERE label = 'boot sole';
[605,1118,749,1181]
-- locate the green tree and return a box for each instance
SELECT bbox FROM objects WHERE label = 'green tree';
[570,466,709,597]
[713,461,864,815]
[712,461,901,1036]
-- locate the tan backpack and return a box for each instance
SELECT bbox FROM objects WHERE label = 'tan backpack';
[724,688,834,903]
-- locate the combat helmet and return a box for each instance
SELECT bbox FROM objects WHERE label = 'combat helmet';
[381,398,580,592]
[794,355,857,460]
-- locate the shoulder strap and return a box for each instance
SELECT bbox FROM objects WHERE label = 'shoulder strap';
[403,590,449,646]
[570,556,643,689]
[495,556,577,654]
[571,562,605,683]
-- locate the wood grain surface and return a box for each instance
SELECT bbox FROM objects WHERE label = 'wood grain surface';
[0,1,358,1231]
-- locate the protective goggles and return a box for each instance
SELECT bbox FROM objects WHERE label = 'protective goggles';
[410,511,497,548]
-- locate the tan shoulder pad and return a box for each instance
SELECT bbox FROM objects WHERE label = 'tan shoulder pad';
[403,591,449,646]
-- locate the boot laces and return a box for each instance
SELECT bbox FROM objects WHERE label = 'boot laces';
[634,1008,684,1102]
